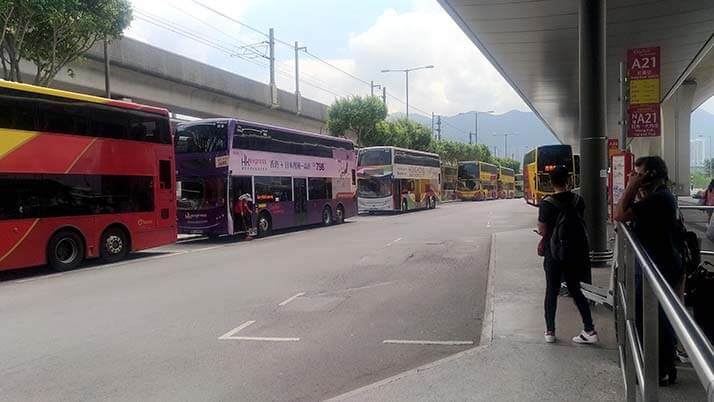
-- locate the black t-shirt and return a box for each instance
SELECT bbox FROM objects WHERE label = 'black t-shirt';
[538,191,586,257]
[630,185,682,278]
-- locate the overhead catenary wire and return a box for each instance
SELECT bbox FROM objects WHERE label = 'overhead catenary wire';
[133,10,352,100]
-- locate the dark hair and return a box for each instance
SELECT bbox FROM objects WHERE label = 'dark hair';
[634,156,669,182]
[549,165,570,187]
[708,179,714,191]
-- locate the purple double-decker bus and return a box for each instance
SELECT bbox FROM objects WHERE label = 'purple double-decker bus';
[175,119,357,237]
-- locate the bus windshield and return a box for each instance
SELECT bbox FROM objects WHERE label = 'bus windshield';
[358,149,392,166]
[358,176,392,198]
[537,146,572,171]
[177,177,226,210]
[458,163,478,179]
[175,122,228,154]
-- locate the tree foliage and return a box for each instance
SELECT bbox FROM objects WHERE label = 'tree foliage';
[327,95,387,146]
[1,0,132,86]
[494,157,520,173]
[326,97,521,172]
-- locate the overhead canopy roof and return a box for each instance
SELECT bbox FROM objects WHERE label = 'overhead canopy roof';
[439,0,714,148]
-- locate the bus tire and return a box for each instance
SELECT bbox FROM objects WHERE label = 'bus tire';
[430,196,437,209]
[257,212,272,237]
[335,205,345,224]
[47,230,85,272]
[100,226,130,263]
[322,206,333,226]
[401,199,408,213]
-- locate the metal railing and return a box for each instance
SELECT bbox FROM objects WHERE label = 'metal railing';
[615,222,714,401]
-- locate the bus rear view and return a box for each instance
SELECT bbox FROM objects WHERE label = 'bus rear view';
[522,144,573,205]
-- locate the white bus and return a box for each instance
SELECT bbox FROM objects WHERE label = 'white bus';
[357,146,441,213]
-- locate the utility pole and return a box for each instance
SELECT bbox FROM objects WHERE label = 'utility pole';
[475,110,494,145]
[294,41,306,114]
[269,28,278,107]
[103,38,111,98]
[493,133,517,159]
[436,115,442,141]
[431,112,435,138]
[370,81,381,97]
[382,87,387,107]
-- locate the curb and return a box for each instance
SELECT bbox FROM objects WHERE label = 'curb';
[325,233,498,401]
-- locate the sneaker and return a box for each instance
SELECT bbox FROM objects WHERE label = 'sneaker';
[572,330,598,344]
[545,331,556,343]
[676,350,690,364]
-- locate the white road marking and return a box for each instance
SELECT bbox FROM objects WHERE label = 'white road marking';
[386,237,403,247]
[218,320,256,339]
[218,320,300,342]
[191,245,223,253]
[15,273,63,283]
[278,292,305,306]
[382,339,474,346]
[224,336,300,342]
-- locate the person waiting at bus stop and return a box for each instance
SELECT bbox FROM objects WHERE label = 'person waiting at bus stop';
[537,165,597,345]
[614,155,682,386]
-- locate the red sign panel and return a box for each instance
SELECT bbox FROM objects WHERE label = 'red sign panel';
[608,138,619,149]
[627,47,660,79]
[628,104,661,137]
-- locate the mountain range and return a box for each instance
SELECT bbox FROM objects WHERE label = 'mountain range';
[390,108,714,161]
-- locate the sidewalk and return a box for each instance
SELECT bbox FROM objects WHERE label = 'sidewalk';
[330,229,623,401]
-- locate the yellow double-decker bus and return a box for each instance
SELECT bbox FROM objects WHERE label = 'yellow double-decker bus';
[514,173,524,198]
[522,145,574,205]
[497,167,516,199]
[456,161,499,201]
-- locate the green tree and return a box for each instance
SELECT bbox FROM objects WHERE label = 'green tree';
[494,157,520,173]
[1,0,132,86]
[327,95,387,146]
[383,118,432,151]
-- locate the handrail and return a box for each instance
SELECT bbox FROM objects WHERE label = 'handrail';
[616,222,714,401]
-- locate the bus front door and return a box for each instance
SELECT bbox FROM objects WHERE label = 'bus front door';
[293,177,308,226]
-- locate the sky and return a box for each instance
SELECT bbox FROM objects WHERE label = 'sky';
[125,0,714,117]
[125,0,531,117]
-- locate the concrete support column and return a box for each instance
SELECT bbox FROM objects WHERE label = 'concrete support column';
[661,81,696,195]
[579,0,610,260]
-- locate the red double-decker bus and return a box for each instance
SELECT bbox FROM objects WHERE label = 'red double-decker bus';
[0,80,176,272]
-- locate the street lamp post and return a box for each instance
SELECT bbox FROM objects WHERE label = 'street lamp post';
[699,135,712,178]
[471,110,494,145]
[493,133,517,159]
[381,65,434,121]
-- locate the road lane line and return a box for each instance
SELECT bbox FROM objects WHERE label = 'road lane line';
[226,336,300,342]
[278,292,305,306]
[15,273,63,283]
[382,340,474,346]
[385,237,402,247]
[191,245,223,253]
[218,320,256,339]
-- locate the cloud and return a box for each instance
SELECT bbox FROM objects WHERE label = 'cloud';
[123,0,527,117]
[289,2,528,116]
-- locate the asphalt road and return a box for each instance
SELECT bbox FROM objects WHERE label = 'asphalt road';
[0,199,536,402]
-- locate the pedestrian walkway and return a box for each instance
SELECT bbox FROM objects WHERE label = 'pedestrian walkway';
[330,226,709,401]
[330,228,623,401]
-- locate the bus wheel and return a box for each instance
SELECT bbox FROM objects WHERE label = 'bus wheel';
[401,199,408,213]
[257,212,272,237]
[47,230,85,272]
[430,196,437,209]
[322,206,333,226]
[100,226,129,263]
[335,205,345,224]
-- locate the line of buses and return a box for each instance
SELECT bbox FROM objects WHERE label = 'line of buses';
[0,80,576,273]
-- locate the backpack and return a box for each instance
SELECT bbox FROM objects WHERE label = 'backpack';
[675,213,700,275]
[545,194,588,262]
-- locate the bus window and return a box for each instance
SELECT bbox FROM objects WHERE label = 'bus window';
[357,176,391,198]
[175,122,228,154]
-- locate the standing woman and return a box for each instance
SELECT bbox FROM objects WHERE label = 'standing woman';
[614,156,683,386]
[704,179,714,220]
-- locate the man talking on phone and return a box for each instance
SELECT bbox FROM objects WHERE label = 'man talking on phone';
[614,156,682,386]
